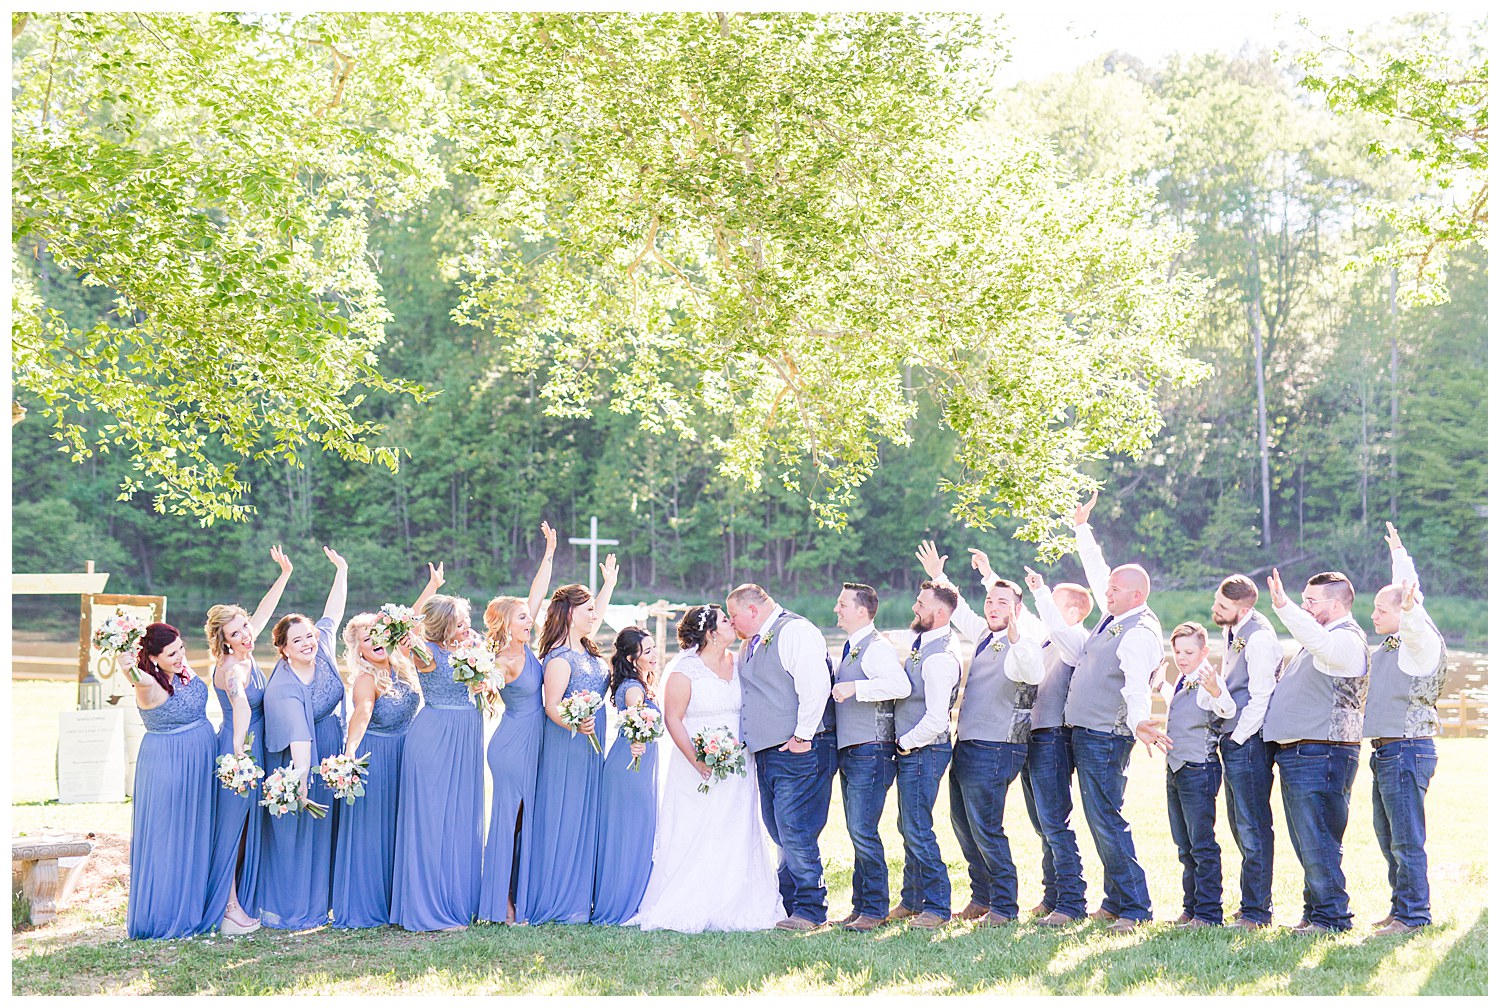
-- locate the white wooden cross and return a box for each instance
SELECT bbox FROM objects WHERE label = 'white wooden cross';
[568,516,619,596]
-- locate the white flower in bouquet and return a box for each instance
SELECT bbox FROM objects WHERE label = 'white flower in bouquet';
[91,610,146,658]
[690,725,748,794]
[557,689,605,754]
[259,765,327,819]
[214,733,265,797]
[618,701,664,772]
[371,603,431,664]
[316,752,371,805]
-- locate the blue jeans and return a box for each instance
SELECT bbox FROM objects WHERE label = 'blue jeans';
[895,740,953,918]
[755,732,838,924]
[1166,758,1224,924]
[1219,734,1276,924]
[838,741,898,919]
[1275,741,1360,931]
[950,739,1028,918]
[1069,727,1152,920]
[1021,728,1087,918]
[1371,737,1438,927]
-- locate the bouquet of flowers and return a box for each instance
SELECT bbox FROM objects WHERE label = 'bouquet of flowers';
[259,766,327,819]
[316,752,371,805]
[691,725,748,794]
[557,689,605,754]
[371,603,431,664]
[450,639,498,710]
[214,733,265,797]
[617,701,664,772]
[92,610,146,658]
[470,665,506,719]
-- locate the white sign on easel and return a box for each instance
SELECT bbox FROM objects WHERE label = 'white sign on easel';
[58,709,126,804]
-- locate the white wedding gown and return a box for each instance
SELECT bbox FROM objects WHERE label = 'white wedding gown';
[629,649,785,932]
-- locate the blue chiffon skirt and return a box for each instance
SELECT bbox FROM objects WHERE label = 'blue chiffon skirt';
[478,711,543,923]
[127,721,219,939]
[256,714,342,929]
[516,718,604,924]
[331,729,407,928]
[204,712,264,922]
[591,735,658,924]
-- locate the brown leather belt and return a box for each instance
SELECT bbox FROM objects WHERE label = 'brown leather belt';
[1282,740,1359,748]
[1372,737,1409,748]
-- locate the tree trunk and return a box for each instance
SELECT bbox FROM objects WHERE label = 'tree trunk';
[1244,227,1272,549]
[1389,267,1400,520]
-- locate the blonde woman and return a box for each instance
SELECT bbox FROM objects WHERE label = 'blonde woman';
[330,593,428,929]
[390,571,485,932]
[478,522,556,925]
[203,545,294,935]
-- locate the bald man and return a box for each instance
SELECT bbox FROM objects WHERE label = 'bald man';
[1057,492,1162,932]
[1364,523,1446,936]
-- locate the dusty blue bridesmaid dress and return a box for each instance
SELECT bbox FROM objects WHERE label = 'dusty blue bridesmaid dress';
[257,616,345,930]
[127,672,220,939]
[515,646,607,924]
[205,658,266,922]
[332,675,420,928]
[478,645,544,923]
[591,680,659,925]
[390,640,484,930]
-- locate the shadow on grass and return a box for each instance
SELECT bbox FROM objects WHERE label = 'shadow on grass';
[15,912,1483,996]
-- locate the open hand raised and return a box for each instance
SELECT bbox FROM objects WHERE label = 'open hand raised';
[1074,490,1099,527]
[1266,568,1288,609]
[915,540,947,580]
[323,546,347,571]
[270,545,293,576]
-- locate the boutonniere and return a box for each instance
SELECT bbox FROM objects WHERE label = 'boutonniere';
[1381,635,1401,652]
[990,637,1006,653]
[846,645,861,662]
[909,645,921,664]
[1107,623,1124,638]
[761,631,776,649]
[1231,637,1247,654]
[1180,676,1200,693]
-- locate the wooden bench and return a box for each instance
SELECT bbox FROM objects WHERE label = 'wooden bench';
[12,836,93,926]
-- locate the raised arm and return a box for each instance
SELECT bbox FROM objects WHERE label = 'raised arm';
[586,554,620,637]
[525,522,558,622]
[413,562,445,614]
[320,547,348,629]
[1070,491,1110,611]
[1266,569,1365,677]
[916,540,985,642]
[1385,522,1421,593]
[249,546,294,637]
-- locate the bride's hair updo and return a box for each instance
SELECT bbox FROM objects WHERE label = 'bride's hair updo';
[676,605,722,651]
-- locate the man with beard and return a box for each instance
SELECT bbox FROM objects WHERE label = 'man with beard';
[915,541,1044,926]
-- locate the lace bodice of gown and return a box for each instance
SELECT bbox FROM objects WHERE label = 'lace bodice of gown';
[140,674,210,732]
[673,651,743,735]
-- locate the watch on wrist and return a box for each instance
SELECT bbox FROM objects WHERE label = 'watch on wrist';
[791,735,809,744]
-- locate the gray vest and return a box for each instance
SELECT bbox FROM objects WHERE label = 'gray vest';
[739,609,834,753]
[1031,639,1075,730]
[833,629,896,748]
[1362,625,1447,739]
[1261,622,1370,743]
[1063,608,1161,737]
[894,632,959,745]
[956,632,1035,744]
[1166,674,1220,771]
[1218,611,1282,736]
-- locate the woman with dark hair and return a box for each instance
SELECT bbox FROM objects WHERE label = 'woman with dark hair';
[591,625,661,925]
[390,565,486,933]
[478,523,556,926]
[514,555,620,924]
[256,546,349,930]
[203,545,294,936]
[122,622,221,939]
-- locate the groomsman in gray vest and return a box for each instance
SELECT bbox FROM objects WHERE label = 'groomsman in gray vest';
[1364,523,1447,936]
[885,581,963,928]
[1261,567,1370,934]
[914,541,1044,927]
[728,583,839,931]
[1058,491,1162,933]
[1024,567,1097,925]
[828,582,910,932]
[1209,574,1283,930]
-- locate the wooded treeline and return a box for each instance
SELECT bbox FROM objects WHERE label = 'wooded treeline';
[11,22,1487,624]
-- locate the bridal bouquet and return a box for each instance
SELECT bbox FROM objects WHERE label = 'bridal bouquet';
[316,752,371,805]
[691,725,747,794]
[214,733,265,797]
[259,766,328,819]
[371,603,431,664]
[617,702,664,772]
[558,689,605,754]
[92,610,146,658]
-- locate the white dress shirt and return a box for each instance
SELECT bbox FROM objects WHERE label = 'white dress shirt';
[935,574,1045,685]
[1271,604,1368,677]
[1226,610,1283,745]
[1391,547,1444,678]
[756,605,834,741]
[843,622,912,702]
[1074,522,1163,730]
[1031,587,1090,662]
[1165,659,1238,727]
[889,624,961,751]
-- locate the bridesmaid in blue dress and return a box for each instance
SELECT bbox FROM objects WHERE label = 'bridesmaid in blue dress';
[591,626,661,925]
[390,574,486,932]
[479,522,557,925]
[515,554,621,924]
[203,546,294,936]
[258,546,349,930]
[331,611,423,928]
[122,623,219,939]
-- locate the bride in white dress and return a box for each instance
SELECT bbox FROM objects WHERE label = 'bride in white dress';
[630,604,784,932]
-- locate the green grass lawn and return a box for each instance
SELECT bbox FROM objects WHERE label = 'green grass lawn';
[10,680,1489,995]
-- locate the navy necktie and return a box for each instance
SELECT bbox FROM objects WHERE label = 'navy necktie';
[977,632,993,654]
[1095,614,1115,636]
[841,640,851,661]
